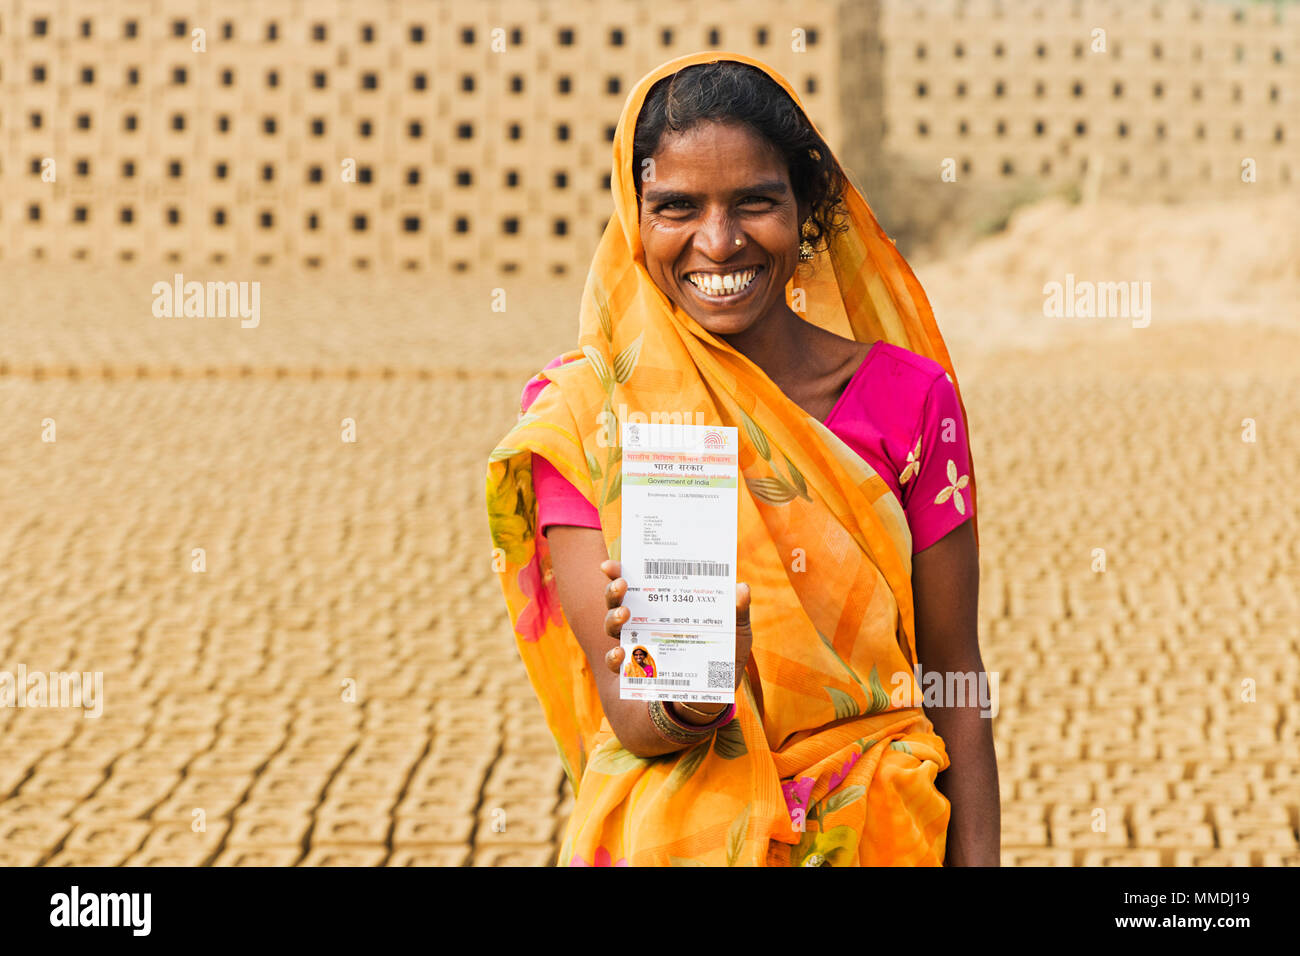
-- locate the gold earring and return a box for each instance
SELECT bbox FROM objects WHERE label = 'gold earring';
[798,218,815,261]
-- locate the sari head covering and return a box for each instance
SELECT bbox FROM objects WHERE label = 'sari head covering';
[486,51,979,866]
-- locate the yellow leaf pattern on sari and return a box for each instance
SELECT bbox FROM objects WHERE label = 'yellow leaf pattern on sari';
[933,458,971,514]
[899,436,921,485]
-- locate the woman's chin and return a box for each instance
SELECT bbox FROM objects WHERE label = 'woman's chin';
[678,296,777,338]
[689,313,756,337]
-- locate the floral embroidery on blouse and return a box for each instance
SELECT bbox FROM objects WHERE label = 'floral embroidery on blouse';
[934,458,971,514]
[899,437,921,485]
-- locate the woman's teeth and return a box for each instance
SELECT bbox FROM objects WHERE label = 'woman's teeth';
[687,267,759,296]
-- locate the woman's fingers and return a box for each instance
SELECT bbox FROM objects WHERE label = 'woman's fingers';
[604,576,627,610]
[736,582,751,629]
[734,583,752,691]
[604,577,628,639]
[595,556,629,647]
[601,562,629,639]
[599,561,629,667]
[602,559,629,645]
[605,603,629,639]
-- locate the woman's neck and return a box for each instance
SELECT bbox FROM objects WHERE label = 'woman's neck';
[719,304,812,383]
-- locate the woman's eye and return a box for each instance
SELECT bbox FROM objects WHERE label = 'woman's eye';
[655,197,771,214]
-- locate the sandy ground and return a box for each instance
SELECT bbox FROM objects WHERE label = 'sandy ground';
[1,193,1297,865]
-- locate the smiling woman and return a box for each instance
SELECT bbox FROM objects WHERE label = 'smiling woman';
[638,124,800,332]
[486,52,999,867]
[632,64,846,342]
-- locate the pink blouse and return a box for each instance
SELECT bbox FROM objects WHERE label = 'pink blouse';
[526,341,974,554]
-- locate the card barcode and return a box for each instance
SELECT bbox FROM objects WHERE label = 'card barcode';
[644,558,730,578]
[625,677,691,687]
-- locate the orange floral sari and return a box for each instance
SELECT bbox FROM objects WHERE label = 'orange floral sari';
[486,51,980,866]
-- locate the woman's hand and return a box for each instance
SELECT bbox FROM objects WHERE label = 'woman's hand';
[599,559,752,699]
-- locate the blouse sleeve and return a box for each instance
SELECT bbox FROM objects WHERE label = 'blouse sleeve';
[900,373,974,553]
[533,454,601,535]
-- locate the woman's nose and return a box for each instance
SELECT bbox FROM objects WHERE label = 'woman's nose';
[694,209,742,260]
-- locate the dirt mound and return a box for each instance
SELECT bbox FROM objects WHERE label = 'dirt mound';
[914,188,1300,366]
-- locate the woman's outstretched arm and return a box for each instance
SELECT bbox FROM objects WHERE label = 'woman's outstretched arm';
[912,520,1002,866]
[546,525,752,758]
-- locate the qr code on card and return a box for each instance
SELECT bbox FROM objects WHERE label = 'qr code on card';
[706,661,732,689]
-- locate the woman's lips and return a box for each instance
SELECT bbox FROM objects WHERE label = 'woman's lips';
[682,265,764,304]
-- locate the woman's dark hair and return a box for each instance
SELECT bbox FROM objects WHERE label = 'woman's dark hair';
[632,61,848,253]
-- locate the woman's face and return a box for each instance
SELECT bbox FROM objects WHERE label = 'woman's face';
[638,119,805,338]
[633,649,646,664]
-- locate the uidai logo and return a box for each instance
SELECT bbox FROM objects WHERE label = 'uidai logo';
[50,886,151,936]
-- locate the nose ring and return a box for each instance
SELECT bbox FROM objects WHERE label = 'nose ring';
[734,237,744,247]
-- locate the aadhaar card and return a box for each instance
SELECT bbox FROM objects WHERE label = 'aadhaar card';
[619,421,738,704]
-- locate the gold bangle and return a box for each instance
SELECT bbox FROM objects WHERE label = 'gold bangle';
[647,700,714,746]
[674,700,727,720]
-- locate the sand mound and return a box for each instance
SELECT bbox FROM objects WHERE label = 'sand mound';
[915,188,1300,366]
